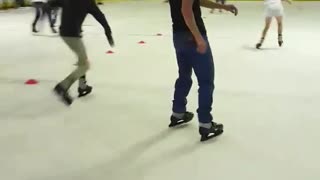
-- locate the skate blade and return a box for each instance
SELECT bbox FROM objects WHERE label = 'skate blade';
[169,119,193,128]
[78,91,92,98]
[169,120,187,127]
[200,130,224,142]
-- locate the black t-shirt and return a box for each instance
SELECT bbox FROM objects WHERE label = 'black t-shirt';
[169,0,206,34]
[48,0,111,37]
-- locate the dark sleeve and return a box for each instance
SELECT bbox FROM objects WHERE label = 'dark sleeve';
[88,0,112,34]
[47,0,63,8]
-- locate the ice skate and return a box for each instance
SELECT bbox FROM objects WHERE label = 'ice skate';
[169,111,194,127]
[53,84,73,106]
[199,122,224,142]
[78,85,92,98]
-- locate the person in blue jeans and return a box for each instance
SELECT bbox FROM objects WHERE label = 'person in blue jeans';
[168,0,238,141]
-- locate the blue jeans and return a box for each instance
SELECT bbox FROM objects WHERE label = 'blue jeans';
[172,32,214,123]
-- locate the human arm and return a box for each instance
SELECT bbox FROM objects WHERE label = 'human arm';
[200,0,238,15]
[181,0,207,53]
[88,0,114,46]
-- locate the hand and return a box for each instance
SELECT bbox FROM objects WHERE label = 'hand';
[196,37,207,54]
[106,33,114,47]
[224,4,238,16]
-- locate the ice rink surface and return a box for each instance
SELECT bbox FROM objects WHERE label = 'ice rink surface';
[0,1,320,180]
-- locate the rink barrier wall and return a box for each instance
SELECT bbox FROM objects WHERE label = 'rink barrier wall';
[1,0,319,10]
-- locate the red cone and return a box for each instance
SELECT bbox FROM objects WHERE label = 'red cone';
[138,41,146,44]
[106,50,114,54]
[25,79,38,85]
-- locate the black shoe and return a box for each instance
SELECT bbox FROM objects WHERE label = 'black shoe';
[256,43,262,49]
[51,27,57,34]
[278,34,283,47]
[78,85,92,98]
[53,84,73,106]
[169,112,194,127]
[199,122,224,142]
[278,40,283,47]
[32,26,38,33]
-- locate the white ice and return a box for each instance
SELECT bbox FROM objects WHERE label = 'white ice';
[0,1,320,180]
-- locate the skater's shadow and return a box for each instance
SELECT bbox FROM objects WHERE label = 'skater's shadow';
[32,33,59,38]
[0,77,65,119]
[242,44,279,51]
[38,126,204,180]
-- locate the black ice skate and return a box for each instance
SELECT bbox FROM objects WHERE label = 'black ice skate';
[199,122,224,142]
[256,43,262,49]
[278,41,283,47]
[53,84,73,106]
[256,37,264,49]
[169,112,194,127]
[51,27,57,34]
[32,26,38,33]
[78,85,92,98]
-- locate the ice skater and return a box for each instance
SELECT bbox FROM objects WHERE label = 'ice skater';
[210,0,226,13]
[31,0,57,33]
[167,0,237,141]
[256,0,292,49]
[47,0,114,105]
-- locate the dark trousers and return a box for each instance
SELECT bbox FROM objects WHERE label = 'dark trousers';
[216,0,226,4]
[172,32,215,123]
[15,0,25,7]
[32,2,54,28]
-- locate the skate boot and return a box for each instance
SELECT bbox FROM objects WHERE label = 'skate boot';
[32,25,38,33]
[256,37,264,49]
[78,85,92,98]
[256,43,262,49]
[53,84,73,106]
[169,112,194,127]
[51,27,57,34]
[278,34,283,47]
[199,122,224,142]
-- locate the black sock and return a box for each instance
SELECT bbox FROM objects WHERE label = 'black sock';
[79,75,87,89]
[278,34,283,41]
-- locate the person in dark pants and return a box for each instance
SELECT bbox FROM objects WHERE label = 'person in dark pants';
[47,0,114,105]
[168,0,238,141]
[210,0,226,13]
[31,0,57,33]
[15,0,25,7]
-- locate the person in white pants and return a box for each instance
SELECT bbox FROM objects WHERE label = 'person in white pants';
[256,0,292,49]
